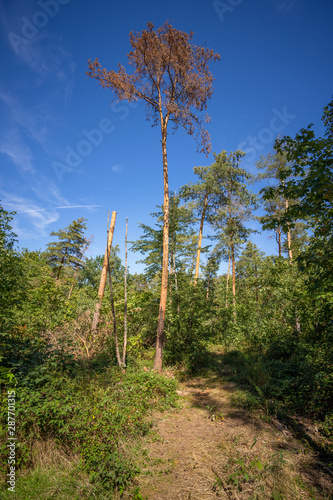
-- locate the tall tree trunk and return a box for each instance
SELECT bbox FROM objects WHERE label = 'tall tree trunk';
[286,223,293,264]
[282,181,293,264]
[231,243,236,312]
[282,183,299,330]
[154,122,169,372]
[231,244,236,301]
[106,234,122,367]
[194,192,208,283]
[91,212,117,333]
[226,251,231,308]
[122,218,128,366]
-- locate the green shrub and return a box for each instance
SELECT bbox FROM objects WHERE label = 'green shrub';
[0,358,178,494]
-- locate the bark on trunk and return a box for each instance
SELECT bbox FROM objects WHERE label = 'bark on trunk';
[231,243,236,319]
[194,192,208,283]
[154,122,169,372]
[122,217,128,366]
[91,212,117,333]
[287,223,293,264]
[106,236,122,367]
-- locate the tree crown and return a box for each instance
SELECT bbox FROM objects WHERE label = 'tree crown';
[87,22,220,154]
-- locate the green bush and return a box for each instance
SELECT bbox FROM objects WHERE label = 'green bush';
[0,357,178,494]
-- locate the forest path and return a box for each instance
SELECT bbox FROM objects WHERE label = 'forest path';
[137,351,332,500]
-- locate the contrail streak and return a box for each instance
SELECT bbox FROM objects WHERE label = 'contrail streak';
[17,205,102,214]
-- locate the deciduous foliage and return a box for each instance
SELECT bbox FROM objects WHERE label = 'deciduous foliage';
[87,21,220,371]
[272,98,333,301]
[0,204,22,333]
[274,99,333,238]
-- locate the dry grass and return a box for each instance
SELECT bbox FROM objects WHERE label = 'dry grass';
[0,440,110,500]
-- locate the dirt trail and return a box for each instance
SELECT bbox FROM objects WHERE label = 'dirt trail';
[137,355,333,500]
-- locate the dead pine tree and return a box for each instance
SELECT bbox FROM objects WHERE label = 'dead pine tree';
[91,211,117,333]
[87,22,220,371]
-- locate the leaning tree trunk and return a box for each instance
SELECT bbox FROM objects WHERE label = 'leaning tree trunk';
[91,212,117,333]
[194,192,208,283]
[154,120,169,372]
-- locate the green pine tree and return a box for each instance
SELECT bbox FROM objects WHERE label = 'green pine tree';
[211,150,257,308]
[46,218,89,280]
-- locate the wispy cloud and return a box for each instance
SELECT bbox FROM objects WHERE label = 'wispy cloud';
[0,192,60,238]
[0,86,53,153]
[31,181,70,208]
[0,188,101,241]
[0,130,36,174]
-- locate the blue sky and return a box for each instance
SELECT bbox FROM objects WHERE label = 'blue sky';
[0,0,332,274]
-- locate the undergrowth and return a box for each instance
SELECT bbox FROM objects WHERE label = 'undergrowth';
[219,339,333,455]
[0,351,179,498]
